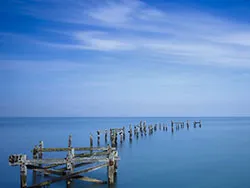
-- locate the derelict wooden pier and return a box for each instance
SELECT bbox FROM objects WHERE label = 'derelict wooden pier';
[8,120,202,187]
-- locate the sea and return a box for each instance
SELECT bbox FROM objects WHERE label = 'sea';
[0,117,250,188]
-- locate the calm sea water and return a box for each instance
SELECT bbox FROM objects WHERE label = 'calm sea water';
[0,117,250,188]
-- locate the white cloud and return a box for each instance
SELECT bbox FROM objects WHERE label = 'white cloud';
[4,0,250,68]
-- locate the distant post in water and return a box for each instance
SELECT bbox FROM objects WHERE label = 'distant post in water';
[105,130,108,143]
[97,130,100,146]
[90,133,93,147]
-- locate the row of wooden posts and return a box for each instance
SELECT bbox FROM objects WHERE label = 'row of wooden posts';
[93,120,202,147]
[9,120,201,188]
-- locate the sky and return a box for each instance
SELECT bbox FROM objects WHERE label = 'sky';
[0,0,250,117]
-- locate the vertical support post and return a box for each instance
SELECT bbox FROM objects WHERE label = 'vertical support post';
[38,141,43,160]
[97,130,100,146]
[119,131,123,143]
[199,120,202,128]
[108,151,115,184]
[20,155,27,188]
[66,148,74,185]
[114,151,118,175]
[129,127,132,141]
[38,141,43,174]
[68,134,72,148]
[32,146,38,184]
[90,134,93,147]
[122,127,125,140]
[105,130,108,143]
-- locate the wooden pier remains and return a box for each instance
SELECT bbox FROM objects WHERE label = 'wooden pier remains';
[9,119,202,187]
[9,135,119,188]
[193,120,202,128]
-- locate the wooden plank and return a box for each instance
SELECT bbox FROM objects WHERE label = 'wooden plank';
[41,147,112,152]
[75,151,109,158]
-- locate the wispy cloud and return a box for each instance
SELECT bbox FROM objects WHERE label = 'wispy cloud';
[4,0,250,68]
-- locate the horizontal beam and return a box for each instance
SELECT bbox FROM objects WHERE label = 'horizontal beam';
[39,147,113,152]
[28,163,108,188]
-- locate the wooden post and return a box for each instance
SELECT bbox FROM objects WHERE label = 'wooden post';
[187,120,189,129]
[128,128,132,141]
[66,148,74,185]
[32,146,38,184]
[114,151,118,175]
[119,131,123,143]
[68,135,72,148]
[122,127,125,140]
[89,134,93,148]
[20,155,27,188]
[38,141,43,174]
[108,152,115,184]
[97,131,100,146]
[38,141,43,160]
[199,120,202,128]
[165,125,168,131]
[159,123,161,130]
[105,130,108,143]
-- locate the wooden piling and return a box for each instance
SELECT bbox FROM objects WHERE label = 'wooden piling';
[90,134,93,147]
[97,130,100,145]
[20,155,27,188]
[105,130,108,143]
[108,152,115,184]
[122,127,125,140]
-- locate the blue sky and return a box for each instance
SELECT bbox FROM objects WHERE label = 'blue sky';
[0,0,250,117]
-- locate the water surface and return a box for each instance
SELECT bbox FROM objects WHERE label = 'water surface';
[0,117,250,188]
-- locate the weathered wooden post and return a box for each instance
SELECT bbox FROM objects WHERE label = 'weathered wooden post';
[163,125,165,131]
[154,124,157,131]
[128,127,132,141]
[68,134,72,148]
[114,151,118,176]
[115,131,118,146]
[105,130,108,143]
[38,141,43,174]
[171,126,174,133]
[187,120,189,129]
[108,150,115,184]
[20,155,27,188]
[122,127,126,140]
[90,134,93,147]
[165,125,168,131]
[32,146,38,184]
[134,126,137,135]
[111,132,116,147]
[66,147,74,185]
[38,141,43,160]
[119,131,123,143]
[199,120,202,128]
[97,130,100,146]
